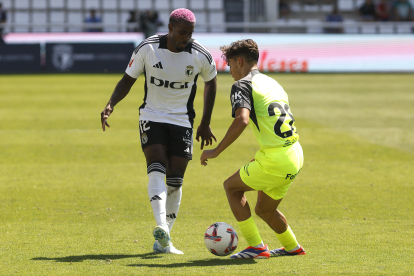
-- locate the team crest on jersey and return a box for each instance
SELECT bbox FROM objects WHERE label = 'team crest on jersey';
[141,133,148,144]
[185,65,194,77]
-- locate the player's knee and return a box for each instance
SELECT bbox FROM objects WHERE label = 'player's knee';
[223,178,232,193]
[167,185,181,196]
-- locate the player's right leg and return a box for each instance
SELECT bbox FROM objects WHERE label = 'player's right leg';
[140,120,181,253]
[143,144,170,247]
[223,170,270,259]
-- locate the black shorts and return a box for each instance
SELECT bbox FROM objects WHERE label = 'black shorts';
[139,120,193,160]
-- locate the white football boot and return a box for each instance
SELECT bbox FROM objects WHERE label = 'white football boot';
[153,223,170,248]
[153,240,184,254]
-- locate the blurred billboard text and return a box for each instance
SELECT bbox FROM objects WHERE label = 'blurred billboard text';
[3,33,414,73]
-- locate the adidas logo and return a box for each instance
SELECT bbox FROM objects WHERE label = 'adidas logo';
[153,62,163,69]
[150,195,162,202]
[167,213,177,219]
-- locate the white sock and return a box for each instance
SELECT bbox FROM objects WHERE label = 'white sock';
[147,164,167,226]
[166,186,182,232]
[166,175,183,232]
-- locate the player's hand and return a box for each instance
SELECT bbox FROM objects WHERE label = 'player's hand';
[200,149,219,166]
[101,104,113,131]
[196,123,217,150]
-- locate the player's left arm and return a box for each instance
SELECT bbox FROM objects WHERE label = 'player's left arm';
[196,76,217,149]
[200,107,250,166]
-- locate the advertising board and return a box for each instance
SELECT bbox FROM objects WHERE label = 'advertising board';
[196,34,414,73]
[45,43,134,73]
[0,44,40,73]
[4,33,414,73]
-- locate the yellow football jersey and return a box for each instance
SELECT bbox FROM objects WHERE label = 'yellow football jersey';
[230,69,299,149]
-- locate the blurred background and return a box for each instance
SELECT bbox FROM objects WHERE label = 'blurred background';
[0,0,414,73]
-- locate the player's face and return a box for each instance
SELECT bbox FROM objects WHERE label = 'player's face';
[228,58,243,81]
[169,20,195,52]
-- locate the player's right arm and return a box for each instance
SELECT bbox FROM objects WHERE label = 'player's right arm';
[101,73,136,131]
[200,107,250,166]
[101,46,145,131]
[200,81,252,165]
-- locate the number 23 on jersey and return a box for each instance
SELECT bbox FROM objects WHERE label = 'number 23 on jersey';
[267,102,297,139]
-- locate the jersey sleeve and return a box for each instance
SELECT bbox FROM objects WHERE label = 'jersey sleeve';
[200,58,217,82]
[193,43,217,82]
[125,47,145,78]
[230,80,252,118]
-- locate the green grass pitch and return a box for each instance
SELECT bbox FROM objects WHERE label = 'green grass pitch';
[1,73,413,275]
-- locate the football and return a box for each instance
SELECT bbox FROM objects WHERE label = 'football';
[204,222,238,256]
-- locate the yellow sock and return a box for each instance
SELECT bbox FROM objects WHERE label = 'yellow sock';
[275,225,298,251]
[237,217,263,247]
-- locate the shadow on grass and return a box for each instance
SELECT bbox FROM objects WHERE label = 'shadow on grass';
[128,258,256,268]
[32,254,256,267]
[32,252,160,263]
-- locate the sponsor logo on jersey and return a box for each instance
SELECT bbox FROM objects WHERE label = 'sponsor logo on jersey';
[185,65,194,77]
[153,61,163,69]
[283,137,298,147]
[141,133,148,144]
[129,58,134,67]
[231,91,243,106]
[150,76,189,89]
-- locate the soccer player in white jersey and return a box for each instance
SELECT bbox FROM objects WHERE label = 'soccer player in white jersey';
[101,8,217,254]
[201,39,305,259]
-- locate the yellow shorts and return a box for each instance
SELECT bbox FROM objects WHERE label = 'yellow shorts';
[239,142,304,200]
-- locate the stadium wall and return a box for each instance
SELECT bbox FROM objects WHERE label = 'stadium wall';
[3,33,414,73]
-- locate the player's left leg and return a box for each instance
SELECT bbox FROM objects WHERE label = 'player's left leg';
[164,123,192,233]
[223,171,270,259]
[152,155,188,255]
[255,191,305,256]
[165,155,188,232]
[151,155,189,254]
[153,122,192,254]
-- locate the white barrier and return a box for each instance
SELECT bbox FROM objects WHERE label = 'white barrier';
[4,33,414,73]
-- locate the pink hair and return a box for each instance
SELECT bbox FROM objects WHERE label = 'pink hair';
[169,8,196,24]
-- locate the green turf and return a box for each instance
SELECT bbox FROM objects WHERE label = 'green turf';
[0,73,413,275]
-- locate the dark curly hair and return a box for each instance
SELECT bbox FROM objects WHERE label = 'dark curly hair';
[220,39,259,64]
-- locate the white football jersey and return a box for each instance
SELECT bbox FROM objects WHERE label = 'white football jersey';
[125,35,217,128]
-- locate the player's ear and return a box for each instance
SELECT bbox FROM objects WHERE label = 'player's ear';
[168,23,173,33]
[237,57,243,67]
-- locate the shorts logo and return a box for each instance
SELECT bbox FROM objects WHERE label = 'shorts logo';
[141,133,148,144]
[185,65,194,77]
[244,163,250,176]
[183,129,192,145]
[285,169,301,180]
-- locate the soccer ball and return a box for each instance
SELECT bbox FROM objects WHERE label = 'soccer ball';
[204,222,238,256]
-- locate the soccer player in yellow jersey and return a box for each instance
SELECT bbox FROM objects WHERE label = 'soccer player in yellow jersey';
[201,39,305,259]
